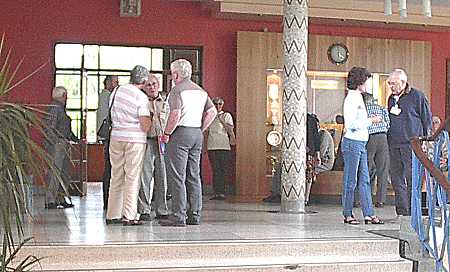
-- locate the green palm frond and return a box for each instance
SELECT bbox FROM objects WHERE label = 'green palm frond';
[0,34,55,271]
[0,236,42,271]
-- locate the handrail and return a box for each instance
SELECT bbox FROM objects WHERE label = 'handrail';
[410,118,450,194]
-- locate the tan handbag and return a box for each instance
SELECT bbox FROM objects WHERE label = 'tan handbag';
[218,113,236,146]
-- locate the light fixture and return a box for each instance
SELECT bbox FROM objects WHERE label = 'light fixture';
[266,70,283,126]
[422,0,431,18]
[384,0,392,16]
[399,0,407,18]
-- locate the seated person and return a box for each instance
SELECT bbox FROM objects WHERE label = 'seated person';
[305,127,335,206]
[315,128,335,174]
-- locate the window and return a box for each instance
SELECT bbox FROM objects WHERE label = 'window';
[54,43,202,142]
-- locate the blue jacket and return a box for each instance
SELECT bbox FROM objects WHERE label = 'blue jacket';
[387,85,432,147]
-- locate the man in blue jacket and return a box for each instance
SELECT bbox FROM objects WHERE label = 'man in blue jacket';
[387,68,432,216]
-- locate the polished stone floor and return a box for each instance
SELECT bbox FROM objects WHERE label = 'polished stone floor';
[21,183,401,246]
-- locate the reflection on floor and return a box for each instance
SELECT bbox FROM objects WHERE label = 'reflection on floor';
[22,183,401,246]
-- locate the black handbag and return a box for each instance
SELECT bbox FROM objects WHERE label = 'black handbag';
[97,88,118,140]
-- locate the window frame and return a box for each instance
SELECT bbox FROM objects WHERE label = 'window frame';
[53,42,203,141]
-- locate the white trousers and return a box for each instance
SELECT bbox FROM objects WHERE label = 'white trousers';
[106,140,146,220]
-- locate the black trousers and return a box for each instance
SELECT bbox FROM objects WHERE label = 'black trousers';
[389,145,412,216]
[102,140,111,210]
[208,150,231,195]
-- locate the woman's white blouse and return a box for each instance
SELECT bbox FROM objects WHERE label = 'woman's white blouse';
[343,90,372,141]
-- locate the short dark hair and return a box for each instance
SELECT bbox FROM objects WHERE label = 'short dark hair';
[104,75,115,87]
[346,67,371,90]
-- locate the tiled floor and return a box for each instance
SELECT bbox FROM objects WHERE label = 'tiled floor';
[22,183,401,246]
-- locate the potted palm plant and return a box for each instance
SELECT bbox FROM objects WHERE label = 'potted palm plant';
[0,33,56,271]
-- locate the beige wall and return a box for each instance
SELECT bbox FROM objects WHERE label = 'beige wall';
[216,0,450,28]
[235,31,431,202]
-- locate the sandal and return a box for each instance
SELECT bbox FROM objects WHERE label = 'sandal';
[122,219,143,226]
[364,216,384,225]
[343,216,360,225]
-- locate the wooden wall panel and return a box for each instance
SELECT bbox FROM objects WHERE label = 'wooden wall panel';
[235,31,432,202]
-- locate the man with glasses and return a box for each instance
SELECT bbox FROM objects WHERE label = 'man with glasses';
[137,74,170,221]
[387,68,431,216]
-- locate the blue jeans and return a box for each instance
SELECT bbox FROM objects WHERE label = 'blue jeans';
[342,138,374,217]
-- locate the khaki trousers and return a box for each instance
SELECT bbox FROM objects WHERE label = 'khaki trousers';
[106,140,146,220]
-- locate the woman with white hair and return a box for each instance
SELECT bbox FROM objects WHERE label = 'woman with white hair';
[106,65,152,226]
[206,97,235,200]
[43,86,78,209]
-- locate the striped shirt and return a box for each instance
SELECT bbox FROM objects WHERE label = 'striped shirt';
[110,84,151,143]
[367,103,390,135]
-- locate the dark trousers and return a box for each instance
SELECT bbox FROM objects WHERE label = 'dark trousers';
[389,145,412,216]
[102,140,111,210]
[366,133,390,203]
[208,150,231,195]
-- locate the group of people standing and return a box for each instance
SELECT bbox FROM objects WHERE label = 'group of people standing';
[44,58,235,227]
[342,67,432,225]
[44,60,437,228]
[100,59,218,226]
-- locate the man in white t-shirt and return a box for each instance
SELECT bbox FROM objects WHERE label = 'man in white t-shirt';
[159,59,217,227]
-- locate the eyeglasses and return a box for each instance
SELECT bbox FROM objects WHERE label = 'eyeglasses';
[214,103,223,105]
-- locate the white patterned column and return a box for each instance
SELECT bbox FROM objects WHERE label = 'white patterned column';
[281,0,308,213]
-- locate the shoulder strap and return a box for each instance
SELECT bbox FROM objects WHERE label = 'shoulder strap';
[108,86,119,123]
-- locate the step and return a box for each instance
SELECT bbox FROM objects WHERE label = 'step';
[33,261,413,272]
[16,238,412,271]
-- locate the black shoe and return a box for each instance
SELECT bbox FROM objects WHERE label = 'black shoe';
[155,214,169,220]
[263,194,281,203]
[262,194,274,202]
[304,201,311,206]
[122,219,143,226]
[364,216,384,225]
[159,215,186,227]
[375,202,384,208]
[210,194,225,200]
[140,214,152,221]
[45,202,59,209]
[187,218,200,225]
[60,202,74,209]
[105,218,123,225]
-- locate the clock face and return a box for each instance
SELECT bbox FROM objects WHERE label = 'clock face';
[328,43,349,65]
[266,131,282,147]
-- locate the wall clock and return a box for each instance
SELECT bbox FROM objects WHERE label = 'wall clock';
[266,130,282,147]
[327,43,349,65]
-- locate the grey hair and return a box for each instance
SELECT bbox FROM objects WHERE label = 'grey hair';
[104,75,117,87]
[389,68,408,82]
[130,65,149,84]
[212,97,224,104]
[52,86,67,99]
[170,59,192,79]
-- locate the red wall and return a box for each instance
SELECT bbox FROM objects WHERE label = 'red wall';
[1,0,450,184]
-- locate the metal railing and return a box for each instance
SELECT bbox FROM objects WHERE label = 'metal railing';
[410,119,450,271]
